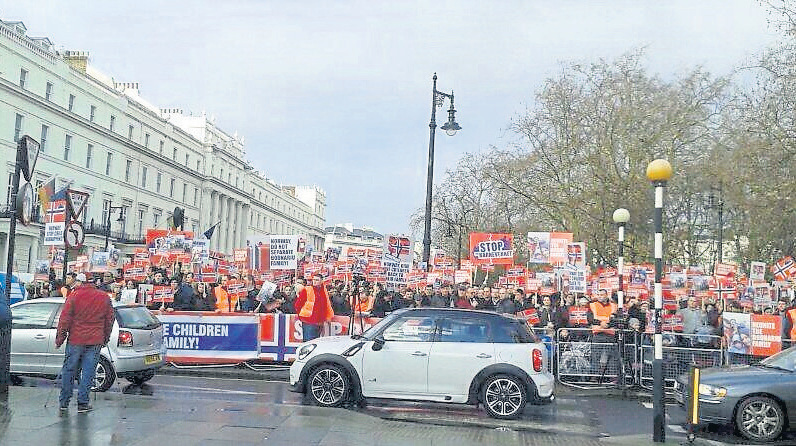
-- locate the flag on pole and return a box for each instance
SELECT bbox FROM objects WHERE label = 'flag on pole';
[37,175,58,214]
[771,256,796,281]
[202,221,221,239]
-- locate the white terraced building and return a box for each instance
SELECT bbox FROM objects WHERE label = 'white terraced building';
[0,18,326,272]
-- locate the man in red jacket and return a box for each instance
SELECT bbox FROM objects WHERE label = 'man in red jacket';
[55,273,114,414]
[294,273,333,341]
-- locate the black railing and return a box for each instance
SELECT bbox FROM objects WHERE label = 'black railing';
[0,206,42,221]
[83,222,145,244]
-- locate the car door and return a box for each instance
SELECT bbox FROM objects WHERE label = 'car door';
[10,302,60,374]
[361,314,436,397]
[45,304,67,374]
[427,315,495,402]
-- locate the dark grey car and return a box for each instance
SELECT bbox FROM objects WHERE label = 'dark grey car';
[675,346,796,442]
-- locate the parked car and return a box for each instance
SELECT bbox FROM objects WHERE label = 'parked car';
[674,346,796,442]
[0,272,30,305]
[289,308,554,419]
[10,297,167,391]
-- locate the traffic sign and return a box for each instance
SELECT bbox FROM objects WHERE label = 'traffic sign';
[15,182,34,226]
[66,189,89,220]
[64,220,85,248]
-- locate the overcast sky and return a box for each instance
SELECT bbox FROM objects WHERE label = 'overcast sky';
[3,1,782,237]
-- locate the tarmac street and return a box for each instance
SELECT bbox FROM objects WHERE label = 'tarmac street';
[0,371,792,445]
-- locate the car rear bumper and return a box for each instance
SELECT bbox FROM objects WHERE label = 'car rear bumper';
[531,372,555,399]
[113,345,167,374]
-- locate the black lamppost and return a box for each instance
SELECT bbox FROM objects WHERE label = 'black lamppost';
[104,205,126,251]
[455,208,473,269]
[646,158,673,443]
[1,135,40,394]
[612,207,629,392]
[422,73,460,272]
[705,184,724,269]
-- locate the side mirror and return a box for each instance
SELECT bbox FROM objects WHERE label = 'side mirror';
[372,336,385,351]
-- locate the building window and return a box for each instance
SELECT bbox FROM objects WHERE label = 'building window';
[45,82,53,101]
[68,94,75,112]
[6,172,13,206]
[109,115,116,132]
[169,178,175,198]
[220,168,224,180]
[138,209,145,236]
[63,135,72,161]
[159,140,164,155]
[156,173,162,193]
[196,160,201,171]
[185,153,189,167]
[128,125,134,140]
[182,183,187,202]
[86,144,93,169]
[172,147,177,161]
[105,152,112,175]
[153,210,161,227]
[144,133,150,148]
[89,105,96,122]
[141,166,147,188]
[19,69,27,89]
[39,124,48,152]
[13,114,23,142]
[193,187,198,206]
[235,176,239,188]
[102,199,111,226]
[125,159,132,183]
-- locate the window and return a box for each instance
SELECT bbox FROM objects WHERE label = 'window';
[185,153,189,167]
[109,115,116,132]
[11,303,59,329]
[141,166,147,188]
[169,178,175,198]
[381,316,436,342]
[89,105,96,122]
[6,172,13,206]
[125,159,132,182]
[68,94,75,112]
[144,133,150,148]
[172,147,177,161]
[128,125,134,140]
[85,144,93,169]
[13,113,23,142]
[437,318,490,343]
[193,187,198,206]
[19,68,28,89]
[137,209,145,236]
[45,82,53,101]
[102,199,111,226]
[220,168,224,180]
[196,160,201,171]
[156,173,162,193]
[159,140,164,155]
[182,183,187,202]
[153,210,161,227]
[39,124,48,152]
[63,135,72,161]
[105,152,113,175]
[491,319,534,344]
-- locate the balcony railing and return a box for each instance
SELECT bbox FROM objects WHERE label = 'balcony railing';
[83,222,146,244]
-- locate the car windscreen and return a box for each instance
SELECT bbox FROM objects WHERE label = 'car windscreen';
[115,306,161,330]
[361,312,401,340]
[491,318,538,343]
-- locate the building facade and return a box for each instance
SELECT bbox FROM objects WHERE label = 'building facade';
[324,223,384,255]
[0,19,325,272]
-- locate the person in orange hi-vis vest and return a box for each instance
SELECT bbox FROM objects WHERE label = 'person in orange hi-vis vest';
[213,282,232,313]
[294,273,334,341]
[589,289,617,336]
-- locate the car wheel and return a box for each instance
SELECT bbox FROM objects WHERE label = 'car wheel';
[481,374,527,420]
[92,356,116,392]
[126,369,156,385]
[735,396,785,442]
[307,363,350,408]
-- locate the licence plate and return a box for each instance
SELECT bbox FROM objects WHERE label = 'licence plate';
[144,354,161,365]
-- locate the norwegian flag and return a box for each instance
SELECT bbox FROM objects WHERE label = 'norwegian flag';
[771,256,796,281]
[248,244,268,272]
[45,200,67,223]
[387,236,411,258]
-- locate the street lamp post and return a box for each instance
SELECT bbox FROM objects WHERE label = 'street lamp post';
[422,73,460,272]
[455,208,474,269]
[1,135,40,394]
[646,159,673,443]
[612,207,630,392]
[706,185,724,268]
[104,205,126,251]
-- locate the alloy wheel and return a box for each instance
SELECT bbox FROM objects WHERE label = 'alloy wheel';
[484,378,523,416]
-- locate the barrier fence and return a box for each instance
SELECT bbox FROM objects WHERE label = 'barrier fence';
[157,311,790,392]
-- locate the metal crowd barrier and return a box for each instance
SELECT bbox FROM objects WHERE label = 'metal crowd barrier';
[638,332,723,391]
[530,327,556,374]
[554,327,638,389]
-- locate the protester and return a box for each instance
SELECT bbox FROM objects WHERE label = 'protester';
[194,282,216,311]
[55,273,114,414]
[294,273,334,341]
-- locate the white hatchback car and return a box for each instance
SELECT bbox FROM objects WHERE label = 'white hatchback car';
[289,308,554,419]
[10,298,167,391]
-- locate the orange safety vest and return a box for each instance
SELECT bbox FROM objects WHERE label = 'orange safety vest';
[214,286,236,312]
[590,301,617,335]
[350,294,375,314]
[299,286,334,321]
[787,308,796,341]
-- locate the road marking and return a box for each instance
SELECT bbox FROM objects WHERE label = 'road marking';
[154,383,274,396]
[668,424,685,433]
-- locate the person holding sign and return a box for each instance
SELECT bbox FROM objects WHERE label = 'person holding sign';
[294,273,334,341]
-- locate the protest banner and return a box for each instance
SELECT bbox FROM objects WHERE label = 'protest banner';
[548,232,573,266]
[469,233,514,265]
[150,285,174,304]
[384,261,410,290]
[43,222,65,246]
[123,264,147,281]
[527,231,551,264]
[383,234,413,264]
[34,260,50,281]
[749,314,782,356]
[90,252,110,272]
[566,268,587,293]
[269,235,298,270]
[454,269,471,285]
[749,261,766,282]
[160,313,260,363]
[225,280,247,300]
[233,248,248,264]
[566,242,586,268]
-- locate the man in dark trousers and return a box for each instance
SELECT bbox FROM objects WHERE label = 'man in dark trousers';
[294,273,334,341]
[55,273,114,414]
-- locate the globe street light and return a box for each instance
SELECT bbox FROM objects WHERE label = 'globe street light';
[612,207,629,392]
[646,158,673,443]
[422,73,460,271]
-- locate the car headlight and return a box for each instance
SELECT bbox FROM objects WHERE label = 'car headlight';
[698,383,727,398]
[297,343,317,361]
